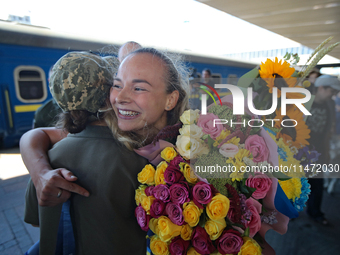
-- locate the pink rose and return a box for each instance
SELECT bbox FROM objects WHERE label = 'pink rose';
[245,198,262,237]
[169,236,190,255]
[192,181,213,208]
[169,182,190,205]
[191,225,215,254]
[150,199,166,219]
[219,143,239,158]
[216,229,243,255]
[153,184,170,203]
[135,205,150,232]
[166,202,184,226]
[197,113,224,139]
[245,134,269,163]
[246,172,272,199]
[164,166,184,185]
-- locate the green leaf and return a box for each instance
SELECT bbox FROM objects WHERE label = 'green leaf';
[239,181,250,194]
[199,210,207,228]
[284,52,291,61]
[291,71,299,77]
[272,171,292,181]
[207,136,215,150]
[237,68,259,88]
[243,227,250,237]
[252,78,263,92]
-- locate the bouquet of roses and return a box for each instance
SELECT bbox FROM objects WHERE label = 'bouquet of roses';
[134,37,339,255]
[135,101,292,255]
[135,144,264,255]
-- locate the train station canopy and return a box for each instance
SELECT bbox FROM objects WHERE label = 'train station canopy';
[197,0,340,60]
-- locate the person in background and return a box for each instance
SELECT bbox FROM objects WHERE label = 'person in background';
[201,68,214,86]
[335,90,340,135]
[306,74,340,225]
[33,66,63,128]
[305,69,321,95]
[201,68,215,106]
[118,41,142,62]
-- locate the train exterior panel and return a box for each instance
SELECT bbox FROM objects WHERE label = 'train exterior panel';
[0,21,257,148]
[0,43,70,147]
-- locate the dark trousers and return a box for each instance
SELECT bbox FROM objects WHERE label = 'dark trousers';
[307,178,324,218]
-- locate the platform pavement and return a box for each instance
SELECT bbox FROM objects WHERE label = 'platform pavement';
[0,147,39,255]
[1,146,340,255]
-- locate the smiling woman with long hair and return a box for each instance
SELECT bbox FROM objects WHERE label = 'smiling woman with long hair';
[21,47,190,255]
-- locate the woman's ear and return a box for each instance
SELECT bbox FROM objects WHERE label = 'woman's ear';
[165,90,179,111]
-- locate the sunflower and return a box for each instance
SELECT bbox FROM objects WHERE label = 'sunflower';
[274,106,310,149]
[259,57,297,97]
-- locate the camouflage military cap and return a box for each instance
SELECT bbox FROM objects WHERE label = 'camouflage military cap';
[50,51,117,113]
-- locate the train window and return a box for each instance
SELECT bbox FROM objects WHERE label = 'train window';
[212,73,222,84]
[14,66,47,103]
[227,74,238,85]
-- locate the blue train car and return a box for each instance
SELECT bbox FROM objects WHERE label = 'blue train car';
[0,21,257,148]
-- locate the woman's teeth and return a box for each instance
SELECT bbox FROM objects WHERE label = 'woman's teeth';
[119,110,139,116]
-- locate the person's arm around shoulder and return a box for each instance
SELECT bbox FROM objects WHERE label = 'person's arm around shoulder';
[20,128,89,207]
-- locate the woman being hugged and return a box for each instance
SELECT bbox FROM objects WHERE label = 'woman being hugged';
[22,48,190,254]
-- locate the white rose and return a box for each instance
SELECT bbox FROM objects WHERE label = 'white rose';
[176,135,209,160]
[179,109,200,125]
[179,124,204,140]
[219,143,239,158]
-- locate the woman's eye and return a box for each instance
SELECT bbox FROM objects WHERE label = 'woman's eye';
[135,87,146,91]
[113,84,121,89]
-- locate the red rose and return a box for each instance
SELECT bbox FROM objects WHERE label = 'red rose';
[169,183,190,205]
[145,186,154,196]
[150,199,166,219]
[191,225,215,254]
[216,229,243,255]
[169,155,185,168]
[192,181,213,207]
[169,236,190,255]
[135,205,150,232]
[164,166,184,185]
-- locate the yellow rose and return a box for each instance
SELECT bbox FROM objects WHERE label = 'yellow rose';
[135,185,147,206]
[141,195,155,214]
[204,218,227,240]
[180,224,193,241]
[179,124,204,139]
[206,194,230,221]
[155,161,168,185]
[179,162,198,185]
[149,218,159,236]
[150,235,170,255]
[180,109,200,125]
[161,147,178,162]
[238,237,262,255]
[137,164,156,185]
[157,216,182,242]
[187,247,202,255]
[183,201,203,227]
